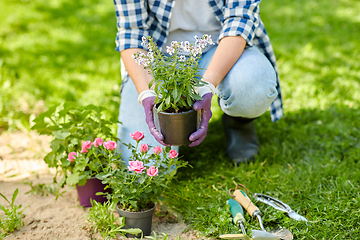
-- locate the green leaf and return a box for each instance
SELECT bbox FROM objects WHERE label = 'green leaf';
[50,139,60,151]
[119,228,143,235]
[169,169,177,177]
[53,130,71,140]
[44,152,56,168]
[139,176,145,184]
[0,192,10,205]
[173,84,178,102]
[77,176,87,186]
[165,95,171,106]
[66,173,80,185]
[11,188,19,206]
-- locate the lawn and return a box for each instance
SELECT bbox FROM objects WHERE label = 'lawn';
[1,0,360,239]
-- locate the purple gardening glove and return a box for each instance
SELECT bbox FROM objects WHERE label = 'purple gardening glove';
[189,85,215,147]
[139,90,169,146]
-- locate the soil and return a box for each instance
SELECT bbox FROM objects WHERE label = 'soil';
[0,131,209,240]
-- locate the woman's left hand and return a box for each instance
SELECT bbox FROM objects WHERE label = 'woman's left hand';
[189,92,213,147]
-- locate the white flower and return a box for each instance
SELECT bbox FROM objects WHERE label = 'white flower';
[194,35,199,44]
[147,43,153,52]
[171,41,178,48]
[166,46,175,55]
[179,55,186,62]
[182,41,191,52]
[147,52,155,62]
[141,36,147,46]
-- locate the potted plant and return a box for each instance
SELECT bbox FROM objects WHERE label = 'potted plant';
[65,137,120,207]
[97,131,188,237]
[31,103,120,206]
[132,34,215,146]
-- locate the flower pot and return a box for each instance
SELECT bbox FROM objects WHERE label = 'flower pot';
[75,177,109,208]
[116,202,156,238]
[154,108,199,146]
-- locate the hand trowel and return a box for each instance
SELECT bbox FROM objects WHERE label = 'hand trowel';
[220,199,278,240]
[232,189,293,240]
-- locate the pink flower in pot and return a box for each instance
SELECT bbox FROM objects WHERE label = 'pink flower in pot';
[147,166,158,177]
[140,144,149,153]
[153,146,162,155]
[93,138,103,147]
[130,131,145,141]
[104,140,117,150]
[80,141,92,153]
[128,160,146,174]
[67,152,77,162]
[169,150,179,159]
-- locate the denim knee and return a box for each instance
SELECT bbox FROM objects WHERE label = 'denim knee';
[217,47,278,118]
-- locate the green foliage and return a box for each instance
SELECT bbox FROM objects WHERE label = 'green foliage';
[31,102,119,187]
[86,199,142,240]
[0,0,120,132]
[1,0,360,239]
[97,135,188,212]
[132,36,213,112]
[145,232,181,240]
[23,180,66,200]
[0,189,26,238]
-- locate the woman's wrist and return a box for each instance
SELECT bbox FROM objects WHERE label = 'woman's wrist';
[194,82,216,96]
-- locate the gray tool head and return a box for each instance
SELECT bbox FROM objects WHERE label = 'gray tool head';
[288,211,308,222]
[252,230,279,240]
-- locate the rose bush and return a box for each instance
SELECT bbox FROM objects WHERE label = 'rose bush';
[65,138,121,186]
[31,103,119,187]
[97,131,188,212]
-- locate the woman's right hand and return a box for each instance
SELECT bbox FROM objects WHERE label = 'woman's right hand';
[139,91,169,146]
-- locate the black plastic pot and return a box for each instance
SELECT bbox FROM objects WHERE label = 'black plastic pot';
[116,202,156,238]
[155,108,198,146]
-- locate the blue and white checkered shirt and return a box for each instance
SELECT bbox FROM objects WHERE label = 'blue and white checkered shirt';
[113,0,283,121]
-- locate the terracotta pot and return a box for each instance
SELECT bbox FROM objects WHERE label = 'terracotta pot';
[116,202,156,238]
[75,177,109,208]
[154,108,199,146]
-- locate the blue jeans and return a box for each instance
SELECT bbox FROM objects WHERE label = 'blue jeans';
[117,45,278,162]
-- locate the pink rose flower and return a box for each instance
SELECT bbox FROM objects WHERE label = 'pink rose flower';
[153,146,162,155]
[169,149,179,159]
[80,141,92,153]
[93,138,103,147]
[67,152,77,162]
[128,160,146,174]
[140,144,149,153]
[147,166,158,177]
[103,140,117,150]
[130,131,145,141]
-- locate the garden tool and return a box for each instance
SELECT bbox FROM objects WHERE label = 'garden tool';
[230,187,293,240]
[219,199,251,240]
[253,193,308,222]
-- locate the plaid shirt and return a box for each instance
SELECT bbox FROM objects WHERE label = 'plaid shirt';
[113,0,283,121]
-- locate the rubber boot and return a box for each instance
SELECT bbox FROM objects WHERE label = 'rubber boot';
[222,114,259,164]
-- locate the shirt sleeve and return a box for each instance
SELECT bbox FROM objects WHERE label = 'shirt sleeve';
[218,0,261,46]
[114,0,149,52]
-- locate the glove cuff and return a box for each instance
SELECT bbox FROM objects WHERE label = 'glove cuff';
[194,82,217,97]
[138,90,156,105]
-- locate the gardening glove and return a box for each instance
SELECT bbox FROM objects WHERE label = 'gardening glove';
[188,82,216,147]
[138,90,169,146]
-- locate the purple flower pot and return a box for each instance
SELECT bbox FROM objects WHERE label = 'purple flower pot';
[75,177,109,208]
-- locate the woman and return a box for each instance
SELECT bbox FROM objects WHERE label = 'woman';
[114,0,283,164]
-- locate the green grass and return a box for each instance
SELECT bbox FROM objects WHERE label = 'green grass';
[1,0,360,239]
[0,0,120,131]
